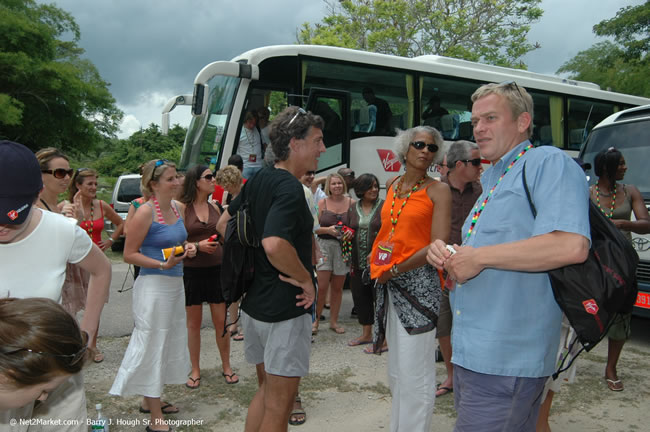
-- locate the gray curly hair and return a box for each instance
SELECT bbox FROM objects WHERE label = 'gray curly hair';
[268,106,324,162]
[394,126,444,166]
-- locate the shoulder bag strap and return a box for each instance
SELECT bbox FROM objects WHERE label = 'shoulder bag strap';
[522,162,537,218]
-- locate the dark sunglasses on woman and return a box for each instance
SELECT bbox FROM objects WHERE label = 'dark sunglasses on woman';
[410,141,439,153]
[41,168,74,179]
[201,174,215,181]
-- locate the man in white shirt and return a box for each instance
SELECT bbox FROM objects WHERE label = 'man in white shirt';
[0,140,111,431]
[237,111,263,179]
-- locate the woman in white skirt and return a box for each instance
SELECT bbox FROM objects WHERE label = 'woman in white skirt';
[110,159,197,432]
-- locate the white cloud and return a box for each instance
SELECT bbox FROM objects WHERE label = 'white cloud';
[118,114,141,139]
[117,91,193,138]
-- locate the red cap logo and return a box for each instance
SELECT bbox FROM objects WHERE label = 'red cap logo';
[583,299,599,315]
[377,149,401,172]
[7,210,18,221]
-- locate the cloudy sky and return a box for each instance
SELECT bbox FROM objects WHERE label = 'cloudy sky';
[47,0,644,138]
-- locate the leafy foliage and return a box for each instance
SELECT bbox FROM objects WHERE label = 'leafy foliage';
[0,0,123,152]
[558,2,650,98]
[298,0,543,68]
[90,124,186,177]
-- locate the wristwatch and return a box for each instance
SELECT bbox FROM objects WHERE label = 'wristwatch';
[390,264,400,277]
[159,261,165,271]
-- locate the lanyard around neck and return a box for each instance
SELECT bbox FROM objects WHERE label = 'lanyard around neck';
[464,144,533,243]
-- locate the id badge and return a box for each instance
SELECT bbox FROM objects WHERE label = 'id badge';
[444,276,456,291]
[248,154,257,163]
[373,241,394,266]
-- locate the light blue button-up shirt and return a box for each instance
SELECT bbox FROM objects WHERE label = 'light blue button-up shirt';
[450,141,590,378]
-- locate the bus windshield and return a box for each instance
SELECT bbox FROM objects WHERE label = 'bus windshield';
[179,74,240,170]
[581,120,650,199]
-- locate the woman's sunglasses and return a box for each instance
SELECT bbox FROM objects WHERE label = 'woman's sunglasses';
[201,174,215,181]
[41,168,74,179]
[461,158,482,167]
[410,141,439,153]
[2,345,88,366]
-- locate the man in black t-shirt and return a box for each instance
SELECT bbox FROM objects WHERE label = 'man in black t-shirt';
[217,106,325,431]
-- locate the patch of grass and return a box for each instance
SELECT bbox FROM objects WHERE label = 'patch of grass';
[301,367,356,393]
[582,352,607,363]
[360,381,391,396]
[624,346,650,356]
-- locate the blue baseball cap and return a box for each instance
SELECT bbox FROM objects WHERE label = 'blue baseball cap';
[0,141,43,225]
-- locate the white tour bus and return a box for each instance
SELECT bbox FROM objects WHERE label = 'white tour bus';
[179,44,650,188]
[579,104,650,318]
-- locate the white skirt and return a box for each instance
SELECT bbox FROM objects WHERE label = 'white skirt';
[109,274,190,397]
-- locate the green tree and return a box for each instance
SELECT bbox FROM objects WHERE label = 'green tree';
[0,0,123,152]
[557,2,650,97]
[92,124,186,177]
[298,0,543,67]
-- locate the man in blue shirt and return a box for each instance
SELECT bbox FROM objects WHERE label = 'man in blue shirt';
[427,82,591,431]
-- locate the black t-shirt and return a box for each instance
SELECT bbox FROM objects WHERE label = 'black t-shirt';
[374,97,393,135]
[228,166,313,322]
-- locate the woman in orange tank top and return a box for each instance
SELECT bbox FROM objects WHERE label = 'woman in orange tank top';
[369,126,451,432]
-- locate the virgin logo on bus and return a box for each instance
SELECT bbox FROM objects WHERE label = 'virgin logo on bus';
[377,149,401,172]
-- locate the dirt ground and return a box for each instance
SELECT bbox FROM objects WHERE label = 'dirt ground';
[85,268,650,431]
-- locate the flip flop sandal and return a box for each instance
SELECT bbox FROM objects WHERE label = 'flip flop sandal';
[232,333,244,341]
[329,326,345,334]
[606,378,624,391]
[185,376,201,389]
[222,372,239,384]
[139,402,179,414]
[435,385,453,397]
[93,351,104,363]
[363,346,388,354]
[347,339,372,346]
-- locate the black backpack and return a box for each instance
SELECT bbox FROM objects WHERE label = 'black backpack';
[522,163,638,375]
[220,182,260,333]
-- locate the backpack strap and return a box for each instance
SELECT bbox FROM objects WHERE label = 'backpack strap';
[522,162,537,218]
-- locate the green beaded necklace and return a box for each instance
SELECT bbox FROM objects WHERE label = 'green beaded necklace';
[388,174,427,239]
[595,183,616,219]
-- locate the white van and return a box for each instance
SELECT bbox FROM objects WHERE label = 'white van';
[579,104,650,318]
[106,174,142,251]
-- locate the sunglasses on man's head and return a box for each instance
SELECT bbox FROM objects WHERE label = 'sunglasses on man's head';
[288,107,307,126]
[461,158,482,167]
[41,168,74,179]
[410,141,439,153]
[498,80,524,99]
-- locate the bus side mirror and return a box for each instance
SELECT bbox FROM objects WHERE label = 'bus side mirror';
[193,84,206,116]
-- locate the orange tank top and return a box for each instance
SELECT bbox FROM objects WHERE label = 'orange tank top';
[370,181,435,279]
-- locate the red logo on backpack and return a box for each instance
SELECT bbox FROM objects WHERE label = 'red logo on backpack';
[583,299,599,315]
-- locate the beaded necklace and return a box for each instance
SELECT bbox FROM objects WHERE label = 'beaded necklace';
[464,144,533,243]
[595,183,617,219]
[82,200,94,237]
[388,174,427,240]
[152,195,180,224]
